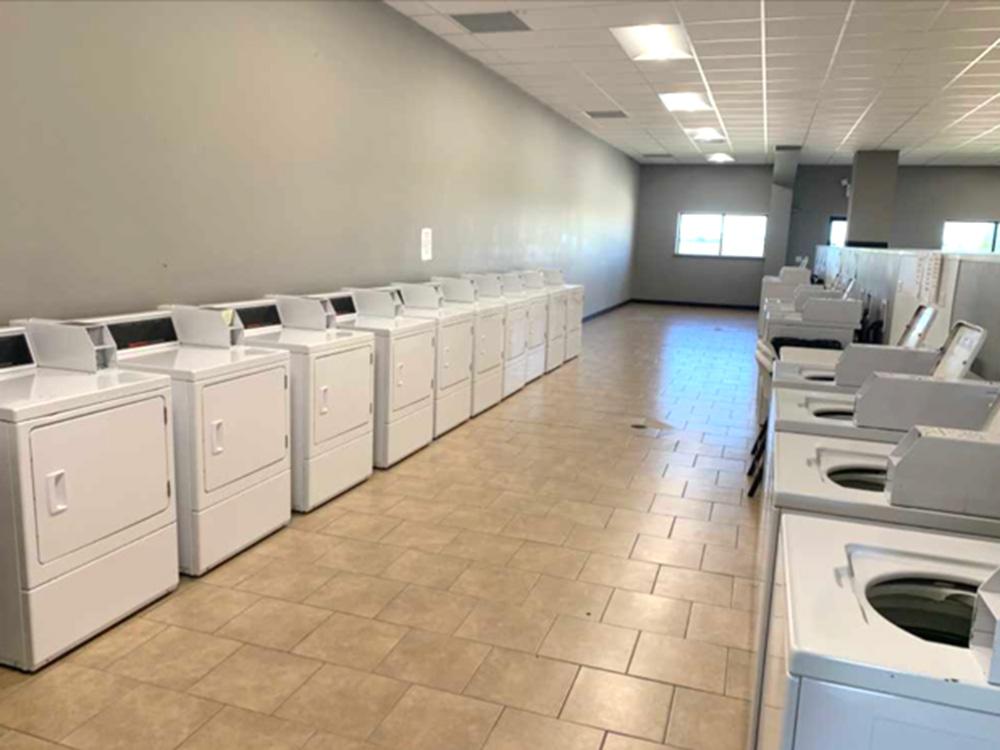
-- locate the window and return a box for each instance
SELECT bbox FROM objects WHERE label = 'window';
[828,217,847,247]
[942,221,998,254]
[676,213,767,258]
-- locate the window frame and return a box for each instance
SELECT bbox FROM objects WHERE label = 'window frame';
[674,211,768,260]
[828,216,847,247]
[941,220,999,254]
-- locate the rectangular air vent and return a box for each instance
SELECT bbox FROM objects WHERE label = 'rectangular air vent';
[451,12,530,33]
[586,110,628,119]
[643,153,675,159]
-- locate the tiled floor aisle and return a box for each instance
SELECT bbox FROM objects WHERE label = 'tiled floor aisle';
[0,303,761,750]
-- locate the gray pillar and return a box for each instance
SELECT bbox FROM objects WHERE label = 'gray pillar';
[762,146,801,277]
[847,150,898,247]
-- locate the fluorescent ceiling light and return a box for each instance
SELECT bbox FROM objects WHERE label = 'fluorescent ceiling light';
[659,92,711,112]
[611,24,691,62]
[687,127,724,142]
[707,153,735,164]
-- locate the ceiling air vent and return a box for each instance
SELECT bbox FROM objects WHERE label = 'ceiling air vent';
[586,110,628,119]
[642,154,675,160]
[451,12,530,33]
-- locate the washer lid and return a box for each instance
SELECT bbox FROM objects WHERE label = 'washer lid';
[772,389,901,443]
[772,432,1000,537]
[781,513,1000,713]
[0,367,169,422]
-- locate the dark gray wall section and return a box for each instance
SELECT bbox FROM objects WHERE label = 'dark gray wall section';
[632,165,772,307]
[0,1,638,322]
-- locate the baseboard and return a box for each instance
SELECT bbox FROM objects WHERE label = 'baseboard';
[582,299,631,322]
[629,298,759,312]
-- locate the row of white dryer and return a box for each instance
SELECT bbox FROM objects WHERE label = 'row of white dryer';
[747,268,1000,749]
[0,269,583,672]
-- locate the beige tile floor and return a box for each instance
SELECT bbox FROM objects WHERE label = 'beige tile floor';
[0,303,760,750]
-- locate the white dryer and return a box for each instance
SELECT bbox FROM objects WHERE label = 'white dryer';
[542,269,583,360]
[519,270,564,374]
[505,272,548,381]
[391,283,474,438]
[0,323,177,670]
[329,289,435,467]
[76,307,291,575]
[759,513,1000,750]
[466,273,527,398]
[202,297,374,512]
[434,276,506,415]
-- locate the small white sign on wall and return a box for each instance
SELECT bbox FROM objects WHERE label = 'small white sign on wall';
[421,228,433,262]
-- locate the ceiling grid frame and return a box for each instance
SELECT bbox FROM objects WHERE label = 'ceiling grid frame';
[384,0,1000,165]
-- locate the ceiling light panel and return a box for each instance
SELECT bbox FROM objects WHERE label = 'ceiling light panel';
[707,152,736,163]
[611,24,692,61]
[687,127,725,142]
[659,92,713,112]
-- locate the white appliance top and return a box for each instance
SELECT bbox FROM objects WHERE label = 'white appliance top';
[781,512,1000,712]
[772,389,901,443]
[119,345,288,382]
[204,299,374,355]
[245,328,373,355]
[933,321,987,380]
[0,366,168,422]
[0,325,169,421]
[772,431,1000,538]
[79,310,289,382]
[777,347,844,368]
[391,283,475,324]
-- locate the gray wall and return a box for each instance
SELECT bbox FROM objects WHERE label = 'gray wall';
[787,165,1000,265]
[632,165,772,307]
[0,1,639,323]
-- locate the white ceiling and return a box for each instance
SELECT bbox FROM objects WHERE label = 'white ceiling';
[384,0,1000,165]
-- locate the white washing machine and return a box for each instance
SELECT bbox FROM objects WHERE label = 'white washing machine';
[748,402,1000,749]
[504,272,548,381]
[759,513,1000,750]
[433,276,506,415]
[519,270,564,374]
[770,373,1000,443]
[77,307,291,576]
[769,319,985,401]
[202,297,374,512]
[543,270,584,361]
[391,283,474,438]
[465,273,527,398]
[0,323,177,670]
[330,289,435,467]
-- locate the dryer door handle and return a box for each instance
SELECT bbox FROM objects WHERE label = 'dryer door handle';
[211,419,225,455]
[397,362,405,386]
[319,385,330,415]
[45,470,69,516]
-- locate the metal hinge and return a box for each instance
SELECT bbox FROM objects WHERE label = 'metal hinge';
[163,406,169,425]
[285,435,289,448]
[284,374,289,390]
[166,479,171,498]
[370,352,374,365]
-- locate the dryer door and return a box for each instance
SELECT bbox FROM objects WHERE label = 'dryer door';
[314,344,374,446]
[568,291,584,330]
[30,395,171,564]
[476,311,505,374]
[549,297,567,335]
[438,320,473,391]
[391,330,435,413]
[202,366,287,492]
[506,308,528,361]
[527,300,547,348]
